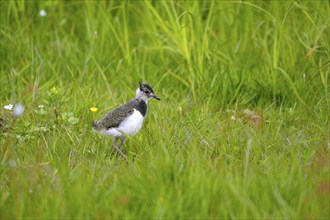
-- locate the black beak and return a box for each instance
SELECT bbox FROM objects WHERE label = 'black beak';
[152,94,161,101]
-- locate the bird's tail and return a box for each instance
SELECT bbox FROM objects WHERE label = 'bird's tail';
[92,121,101,131]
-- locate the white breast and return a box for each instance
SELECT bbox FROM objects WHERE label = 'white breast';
[118,108,145,135]
[101,109,145,137]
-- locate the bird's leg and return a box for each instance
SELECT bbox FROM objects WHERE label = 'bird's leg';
[117,136,126,150]
[112,136,119,146]
[106,137,118,156]
[111,136,127,159]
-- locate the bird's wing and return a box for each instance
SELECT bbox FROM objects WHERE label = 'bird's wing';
[93,99,140,130]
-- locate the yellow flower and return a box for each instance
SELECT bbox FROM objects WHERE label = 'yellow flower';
[50,87,58,94]
[90,107,98,112]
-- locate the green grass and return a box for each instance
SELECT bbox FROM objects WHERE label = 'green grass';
[0,1,329,219]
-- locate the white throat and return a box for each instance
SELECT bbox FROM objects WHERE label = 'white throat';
[136,88,149,104]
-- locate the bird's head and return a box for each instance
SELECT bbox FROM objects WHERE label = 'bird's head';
[136,82,161,103]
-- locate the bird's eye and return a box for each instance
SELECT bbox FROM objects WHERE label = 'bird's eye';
[145,91,150,94]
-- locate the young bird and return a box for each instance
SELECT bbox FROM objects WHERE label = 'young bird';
[92,82,160,159]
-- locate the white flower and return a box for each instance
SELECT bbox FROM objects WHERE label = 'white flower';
[13,103,25,117]
[39,10,47,17]
[4,104,13,111]
[38,105,44,108]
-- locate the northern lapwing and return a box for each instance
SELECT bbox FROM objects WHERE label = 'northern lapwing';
[92,82,160,159]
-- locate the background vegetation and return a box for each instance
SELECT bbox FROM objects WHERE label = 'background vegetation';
[1,1,329,219]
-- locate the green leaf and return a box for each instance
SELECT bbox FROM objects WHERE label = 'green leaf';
[68,116,79,125]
